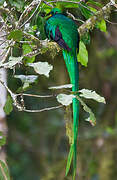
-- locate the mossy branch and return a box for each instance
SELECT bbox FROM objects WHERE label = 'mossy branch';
[78,1,115,36]
[0,1,116,60]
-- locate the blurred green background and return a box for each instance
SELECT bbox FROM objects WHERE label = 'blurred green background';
[4,0,117,180]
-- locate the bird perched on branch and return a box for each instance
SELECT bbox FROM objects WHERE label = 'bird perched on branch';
[44,8,79,179]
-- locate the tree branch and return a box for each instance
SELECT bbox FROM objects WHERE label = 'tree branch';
[23,105,63,113]
[19,0,42,28]
[78,1,114,36]
[0,7,16,28]
[0,79,63,113]
[18,0,42,27]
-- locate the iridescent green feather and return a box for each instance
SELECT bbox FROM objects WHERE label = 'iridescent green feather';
[45,8,79,179]
[63,50,79,179]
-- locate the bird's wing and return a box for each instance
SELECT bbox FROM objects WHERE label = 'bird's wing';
[50,26,71,51]
[45,15,78,52]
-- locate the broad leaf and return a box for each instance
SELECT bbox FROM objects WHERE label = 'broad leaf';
[77,41,88,67]
[28,62,53,77]
[14,75,38,83]
[56,1,79,9]
[97,19,107,32]
[8,30,23,41]
[3,96,13,115]
[23,44,35,63]
[0,56,23,69]
[0,160,10,180]
[79,89,106,104]
[14,75,38,89]
[78,2,93,19]
[49,84,72,90]
[57,94,75,106]
[77,96,96,126]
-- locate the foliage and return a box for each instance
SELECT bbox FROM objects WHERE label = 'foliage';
[3,95,13,115]
[0,132,6,147]
[78,41,88,67]
[0,0,116,179]
[0,160,10,180]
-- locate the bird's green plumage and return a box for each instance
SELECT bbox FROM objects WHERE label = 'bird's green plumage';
[44,8,79,179]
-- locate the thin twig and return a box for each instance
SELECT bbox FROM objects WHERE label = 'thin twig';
[45,0,84,5]
[0,16,10,32]
[0,79,63,113]
[1,40,15,64]
[23,31,40,43]
[0,7,16,28]
[44,0,95,15]
[0,40,6,47]
[0,50,6,57]
[0,79,16,101]
[78,2,113,36]
[17,93,54,98]
[20,0,42,28]
[23,49,41,57]
[43,0,54,8]
[23,105,63,113]
[67,11,85,23]
[106,19,117,25]
[18,0,38,25]
[0,34,8,39]
[19,41,32,44]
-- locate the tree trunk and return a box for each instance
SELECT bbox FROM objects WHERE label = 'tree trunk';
[0,23,7,162]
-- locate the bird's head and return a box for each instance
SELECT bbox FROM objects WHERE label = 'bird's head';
[46,8,62,18]
[50,8,62,15]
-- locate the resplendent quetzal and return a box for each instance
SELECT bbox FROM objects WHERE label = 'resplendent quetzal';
[45,8,79,179]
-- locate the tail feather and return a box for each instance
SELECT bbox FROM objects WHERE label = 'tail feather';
[63,50,79,179]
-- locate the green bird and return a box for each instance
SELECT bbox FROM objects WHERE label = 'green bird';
[44,8,79,179]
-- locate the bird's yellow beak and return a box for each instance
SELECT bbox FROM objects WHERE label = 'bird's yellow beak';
[45,12,52,19]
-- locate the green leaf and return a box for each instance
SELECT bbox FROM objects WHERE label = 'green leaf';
[8,30,23,41]
[0,160,10,180]
[65,144,73,176]
[79,89,106,103]
[77,96,96,126]
[97,19,107,32]
[106,127,114,135]
[77,41,88,67]
[3,96,13,115]
[41,4,51,14]
[89,6,97,13]
[87,0,102,8]
[56,2,78,8]
[57,94,75,106]
[0,132,6,147]
[28,62,53,77]
[80,33,91,45]
[78,2,93,19]
[23,44,35,63]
